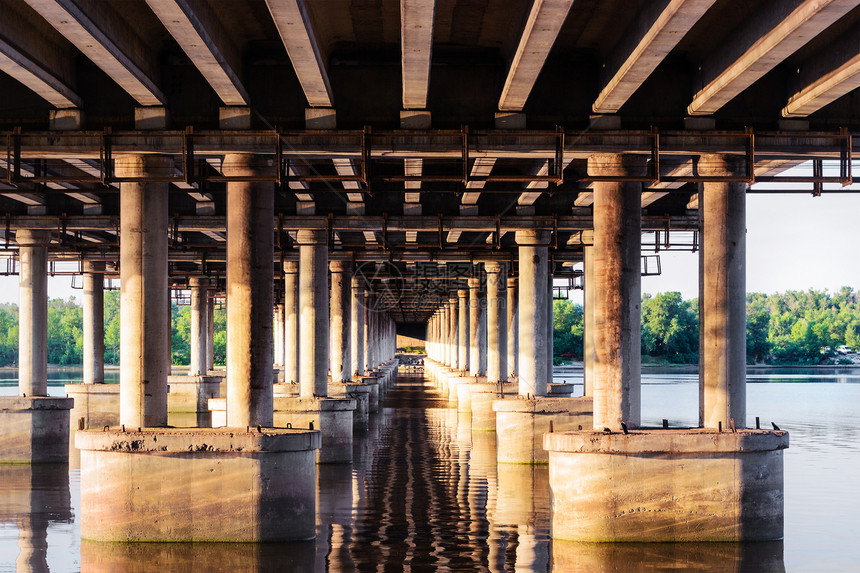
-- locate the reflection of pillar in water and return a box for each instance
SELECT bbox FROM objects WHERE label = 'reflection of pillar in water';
[495,463,551,572]
[0,465,71,573]
[550,540,785,572]
[316,464,354,571]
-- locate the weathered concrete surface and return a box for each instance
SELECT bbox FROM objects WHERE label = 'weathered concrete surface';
[284,261,299,384]
[494,397,593,464]
[0,397,73,463]
[454,379,493,413]
[514,230,549,397]
[117,155,171,428]
[82,261,105,385]
[16,229,50,399]
[298,229,329,398]
[65,383,119,429]
[544,429,789,541]
[589,154,644,430]
[471,385,518,432]
[76,427,320,542]
[700,154,747,429]
[273,397,355,464]
[166,375,221,413]
[224,154,275,428]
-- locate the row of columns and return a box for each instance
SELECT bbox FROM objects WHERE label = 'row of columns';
[274,257,395,387]
[425,153,746,432]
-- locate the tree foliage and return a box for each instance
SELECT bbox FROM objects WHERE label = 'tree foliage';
[0,288,857,367]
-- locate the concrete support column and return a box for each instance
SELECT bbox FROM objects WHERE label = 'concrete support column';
[583,246,595,397]
[82,260,105,384]
[117,156,171,427]
[589,153,644,430]
[363,293,372,372]
[207,296,215,371]
[283,262,299,384]
[507,277,518,378]
[468,278,481,376]
[225,154,275,428]
[485,262,508,383]
[515,230,550,397]
[273,301,285,367]
[350,277,365,378]
[439,304,448,366]
[548,273,554,374]
[330,261,352,384]
[458,290,470,372]
[479,300,487,375]
[189,277,209,376]
[298,229,329,398]
[449,297,459,370]
[700,154,747,429]
[16,230,50,397]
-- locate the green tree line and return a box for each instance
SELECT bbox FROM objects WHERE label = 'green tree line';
[552,287,860,365]
[0,291,228,367]
[0,288,857,367]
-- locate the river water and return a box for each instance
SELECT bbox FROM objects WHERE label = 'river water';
[1,367,858,572]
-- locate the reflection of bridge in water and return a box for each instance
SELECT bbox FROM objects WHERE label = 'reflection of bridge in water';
[1,0,855,551]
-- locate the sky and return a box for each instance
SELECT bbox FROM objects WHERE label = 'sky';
[0,163,858,306]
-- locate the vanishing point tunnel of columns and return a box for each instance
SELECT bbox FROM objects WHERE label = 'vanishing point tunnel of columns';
[4,0,856,546]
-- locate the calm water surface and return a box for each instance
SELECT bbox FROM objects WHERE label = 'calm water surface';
[1,367,858,571]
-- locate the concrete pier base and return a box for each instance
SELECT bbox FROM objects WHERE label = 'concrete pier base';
[544,429,789,541]
[471,384,517,431]
[358,375,381,412]
[64,384,119,429]
[76,427,320,542]
[273,382,371,430]
[453,379,493,413]
[274,398,355,464]
[493,397,593,464]
[0,397,73,463]
[166,375,221,413]
[210,396,356,463]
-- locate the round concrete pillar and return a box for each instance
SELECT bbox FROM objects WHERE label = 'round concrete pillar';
[189,277,209,376]
[283,261,299,384]
[224,154,275,428]
[458,289,470,372]
[485,262,508,383]
[16,229,50,397]
[589,153,644,430]
[82,260,105,385]
[363,292,372,372]
[450,296,460,370]
[506,277,518,378]
[583,245,595,397]
[548,270,554,374]
[207,295,215,371]
[298,229,329,398]
[117,155,172,427]
[273,300,285,367]
[330,261,351,384]
[350,277,365,378]
[700,154,747,429]
[468,279,481,376]
[515,230,550,397]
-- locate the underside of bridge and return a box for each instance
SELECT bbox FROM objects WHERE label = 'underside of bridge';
[0,0,851,544]
[0,0,857,324]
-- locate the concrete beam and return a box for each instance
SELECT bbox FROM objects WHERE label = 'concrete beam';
[401,0,435,110]
[265,0,332,107]
[688,0,857,116]
[593,0,717,114]
[782,20,860,117]
[23,0,165,105]
[145,0,248,106]
[498,0,575,111]
[0,2,81,108]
